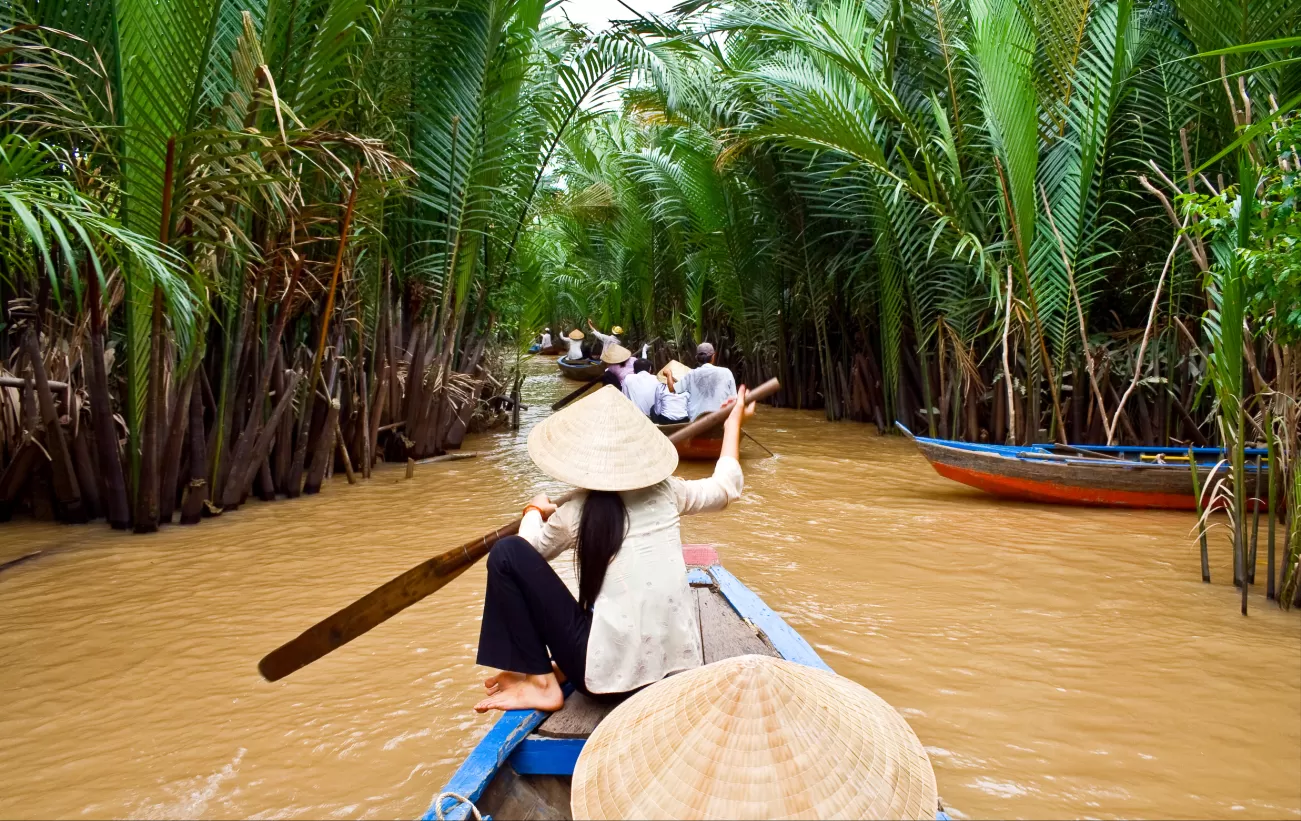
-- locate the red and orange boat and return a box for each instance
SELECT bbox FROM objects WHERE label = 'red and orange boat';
[901,424,1267,510]
[657,421,723,461]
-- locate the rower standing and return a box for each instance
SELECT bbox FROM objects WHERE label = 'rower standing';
[587,320,623,358]
[564,329,585,362]
[668,342,737,420]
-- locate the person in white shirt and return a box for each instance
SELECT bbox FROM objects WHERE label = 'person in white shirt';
[473,385,756,712]
[563,328,585,361]
[587,320,622,358]
[667,342,737,420]
[539,329,552,349]
[621,360,664,417]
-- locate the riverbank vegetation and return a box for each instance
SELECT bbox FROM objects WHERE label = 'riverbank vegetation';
[0,0,630,530]
[0,0,1297,608]
[524,0,1300,606]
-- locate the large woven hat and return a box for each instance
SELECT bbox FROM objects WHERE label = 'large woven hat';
[657,359,689,385]
[571,655,938,820]
[568,328,585,340]
[527,385,678,491]
[600,343,633,364]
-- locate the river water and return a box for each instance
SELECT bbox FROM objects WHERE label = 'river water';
[1,357,1298,820]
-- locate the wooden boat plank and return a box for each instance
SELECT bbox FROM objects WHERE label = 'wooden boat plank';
[509,737,585,776]
[698,585,775,663]
[535,693,618,739]
[712,566,833,672]
[475,766,571,820]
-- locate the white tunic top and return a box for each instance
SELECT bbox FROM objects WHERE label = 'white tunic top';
[565,338,584,360]
[518,457,744,693]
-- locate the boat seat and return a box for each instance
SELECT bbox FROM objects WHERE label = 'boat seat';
[533,582,776,741]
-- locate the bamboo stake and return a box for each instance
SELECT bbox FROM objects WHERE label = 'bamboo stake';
[1266,409,1277,600]
[336,417,356,485]
[1249,454,1262,585]
[1191,446,1210,584]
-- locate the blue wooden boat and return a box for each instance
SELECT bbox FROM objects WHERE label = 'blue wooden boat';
[426,547,949,821]
[556,357,606,381]
[900,424,1267,510]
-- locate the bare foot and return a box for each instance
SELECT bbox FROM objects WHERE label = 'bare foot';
[474,673,564,713]
[484,670,525,695]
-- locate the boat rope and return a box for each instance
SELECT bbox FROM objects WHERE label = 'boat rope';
[433,791,484,821]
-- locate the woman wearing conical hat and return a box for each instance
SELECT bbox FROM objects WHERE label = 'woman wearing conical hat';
[563,328,585,362]
[473,384,756,713]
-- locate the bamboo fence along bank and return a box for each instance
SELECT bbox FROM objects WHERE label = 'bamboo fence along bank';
[0,0,634,530]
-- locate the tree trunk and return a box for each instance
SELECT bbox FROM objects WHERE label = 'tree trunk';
[87,276,131,528]
[23,330,85,522]
[159,369,195,524]
[303,397,340,494]
[134,289,165,532]
[179,373,209,525]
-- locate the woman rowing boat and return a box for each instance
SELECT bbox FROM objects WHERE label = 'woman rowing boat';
[472,384,757,713]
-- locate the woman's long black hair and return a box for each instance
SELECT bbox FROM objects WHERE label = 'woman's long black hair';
[576,491,628,610]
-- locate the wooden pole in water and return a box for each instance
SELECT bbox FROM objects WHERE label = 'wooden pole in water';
[1266,410,1277,600]
[1248,454,1262,585]
[257,378,780,682]
[1190,446,1210,583]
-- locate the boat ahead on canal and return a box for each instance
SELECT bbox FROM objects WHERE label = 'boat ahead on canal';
[556,358,606,381]
[901,424,1267,510]
[425,546,950,821]
[656,420,723,461]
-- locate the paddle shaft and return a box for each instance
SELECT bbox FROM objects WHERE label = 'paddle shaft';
[258,378,779,682]
[551,376,601,411]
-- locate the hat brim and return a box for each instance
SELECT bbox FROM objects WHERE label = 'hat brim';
[527,386,678,492]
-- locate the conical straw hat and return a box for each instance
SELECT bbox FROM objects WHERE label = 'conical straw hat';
[600,343,633,364]
[657,359,689,385]
[527,385,678,491]
[568,328,585,340]
[571,655,938,820]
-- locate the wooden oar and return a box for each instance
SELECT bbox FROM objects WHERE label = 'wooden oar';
[551,376,601,411]
[258,378,780,682]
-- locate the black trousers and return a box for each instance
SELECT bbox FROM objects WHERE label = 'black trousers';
[650,411,688,425]
[477,536,599,696]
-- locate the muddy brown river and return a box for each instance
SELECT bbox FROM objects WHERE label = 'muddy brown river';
[1,358,1298,819]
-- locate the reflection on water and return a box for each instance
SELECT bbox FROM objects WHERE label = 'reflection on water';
[1,357,1298,819]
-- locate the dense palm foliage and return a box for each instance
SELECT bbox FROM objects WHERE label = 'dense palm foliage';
[525,0,1301,603]
[0,0,629,530]
[0,0,1297,608]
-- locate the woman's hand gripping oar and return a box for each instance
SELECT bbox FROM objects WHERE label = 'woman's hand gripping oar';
[257,378,779,682]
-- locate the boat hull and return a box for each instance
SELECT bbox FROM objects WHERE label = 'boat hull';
[656,421,723,461]
[556,358,606,381]
[427,549,850,821]
[913,436,1266,510]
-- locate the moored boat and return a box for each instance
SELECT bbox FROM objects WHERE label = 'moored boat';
[425,546,947,821]
[902,424,1267,510]
[529,343,562,355]
[556,358,606,381]
[657,420,723,461]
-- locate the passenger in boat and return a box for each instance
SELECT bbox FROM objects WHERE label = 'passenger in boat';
[667,342,737,420]
[473,384,756,713]
[654,360,691,424]
[587,319,622,358]
[601,343,636,386]
[621,359,666,418]
[539,328,552,349]
[563,329,585,362]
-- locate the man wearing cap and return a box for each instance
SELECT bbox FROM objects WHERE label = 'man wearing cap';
[668,342,737,420]
[587,319,623,358]
[563,329,585,361]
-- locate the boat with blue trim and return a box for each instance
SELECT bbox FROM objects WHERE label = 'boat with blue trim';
[556,358,606,381]
[426,545,950,821]
[901,424,1267,510]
